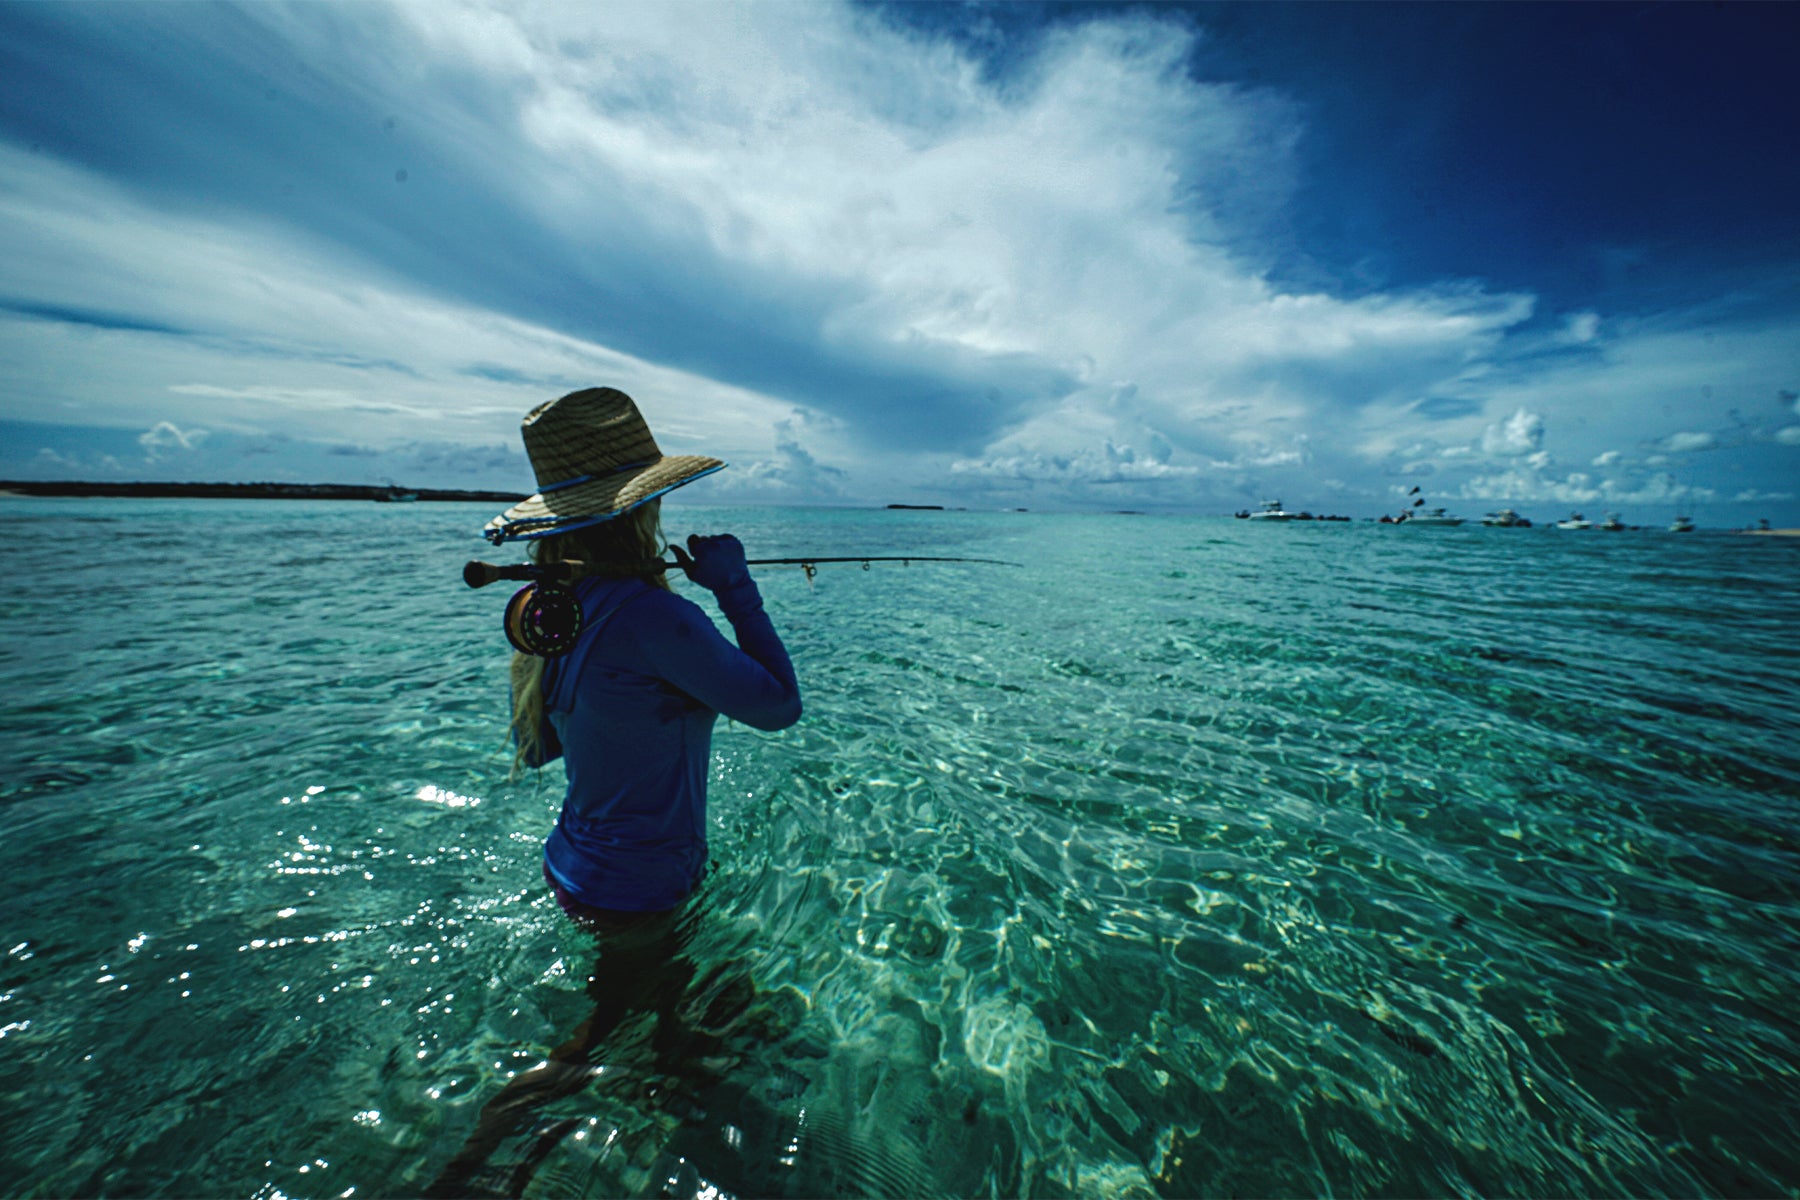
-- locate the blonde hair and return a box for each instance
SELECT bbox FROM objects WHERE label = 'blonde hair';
[509,500,670,775]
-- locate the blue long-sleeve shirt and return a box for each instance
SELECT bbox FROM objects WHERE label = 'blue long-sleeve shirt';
[532,573,800,911]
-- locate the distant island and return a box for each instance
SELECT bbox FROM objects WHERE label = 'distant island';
[885,503,945,510]
[0,480,525,503]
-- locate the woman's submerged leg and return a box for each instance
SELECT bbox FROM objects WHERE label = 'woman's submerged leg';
[422,895,696,1198]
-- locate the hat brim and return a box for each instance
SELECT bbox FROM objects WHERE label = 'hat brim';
[484,455,725,544]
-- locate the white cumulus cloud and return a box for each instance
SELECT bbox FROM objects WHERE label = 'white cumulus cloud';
[735,416,849,498]
[138,421,209,457]
[1663,431,1718,453]
[1479,407,1545,457]
[1558,311,1600,344]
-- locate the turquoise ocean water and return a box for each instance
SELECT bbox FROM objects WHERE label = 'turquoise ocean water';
[2,497,1797,1198]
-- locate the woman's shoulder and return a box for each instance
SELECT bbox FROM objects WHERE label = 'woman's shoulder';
[612,581,711,627]
[577,576,695,611]
[610,585,728,659]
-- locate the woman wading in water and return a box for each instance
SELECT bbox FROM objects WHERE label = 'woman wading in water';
[428,387,801,1196]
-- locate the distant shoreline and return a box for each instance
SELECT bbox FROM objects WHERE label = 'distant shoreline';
[4,485,1796,531]
[0,480,525,503]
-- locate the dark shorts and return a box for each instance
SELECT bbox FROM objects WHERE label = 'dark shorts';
[543,863,679,937]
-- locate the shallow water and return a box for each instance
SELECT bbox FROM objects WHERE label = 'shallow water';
[2,498,1797,1198]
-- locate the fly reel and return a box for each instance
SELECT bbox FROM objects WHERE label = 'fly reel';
[503,582,584,657]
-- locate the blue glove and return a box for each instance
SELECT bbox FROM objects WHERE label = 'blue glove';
[671,533,751,594]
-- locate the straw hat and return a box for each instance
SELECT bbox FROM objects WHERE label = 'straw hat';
[483,387,724,544]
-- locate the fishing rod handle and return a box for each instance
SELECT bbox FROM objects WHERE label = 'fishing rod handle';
[462,558,671,589]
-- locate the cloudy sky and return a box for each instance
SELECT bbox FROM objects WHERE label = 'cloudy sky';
[2,1,1796,519]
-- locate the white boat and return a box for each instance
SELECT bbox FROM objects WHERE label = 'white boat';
[1482,508,1531,527]
[1400,507,1464,527]
[1598,512,1625,531]
[1554,512,1591,530]
[1669,515,1695,533]
[1248,499,1300,521]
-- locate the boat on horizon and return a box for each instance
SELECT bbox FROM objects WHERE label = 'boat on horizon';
[1247,499,1301,521]
[1398,507,1464,526]
[1598,512,1626,531]
[1481,508,1532,527]
[1555,512,1592,530]
[1670,515,1696,532]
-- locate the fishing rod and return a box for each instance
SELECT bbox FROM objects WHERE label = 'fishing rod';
[464,554,1017,589]
[465,552,1020,656]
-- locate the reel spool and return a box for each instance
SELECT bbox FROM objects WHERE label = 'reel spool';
[503,582,584,657]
